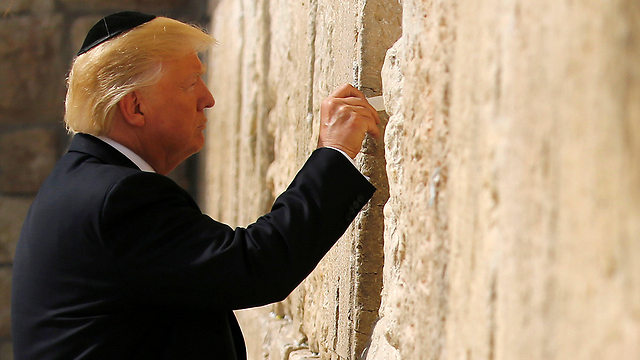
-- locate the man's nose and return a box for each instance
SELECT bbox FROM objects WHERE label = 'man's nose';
[198,79,215,110]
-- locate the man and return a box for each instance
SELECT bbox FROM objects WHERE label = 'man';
[11,11,380,359]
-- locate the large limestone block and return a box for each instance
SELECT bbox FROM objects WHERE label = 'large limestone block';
[210,0,640,359]
[447,0,640,359]
[292,0,398,358]
[58,0,179,12]
[0,268,10,339]
[203,0,245,224]
[205,0,399,358]
[0,0,54,14]
[0,14,65,123]
[205,0,275,226]
[0,341,12,360]
[205,0,398,359]
[234,0,275,226]
[365,1,455,359]
[365,36,403,360]
[0,196,33,263]
[0,128,58,194]
[266,0,324,193]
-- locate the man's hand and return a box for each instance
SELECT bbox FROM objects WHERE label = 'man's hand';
[318,84,382,159]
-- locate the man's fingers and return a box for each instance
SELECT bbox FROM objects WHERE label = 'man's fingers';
[330,84,382,124]
[337,104,381,139]
[333,96,382,126]
[365,114,381,139]
[318,84,383,157]
[330,83,366,100]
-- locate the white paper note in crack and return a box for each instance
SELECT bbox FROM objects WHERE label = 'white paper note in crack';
[367,95,385,112]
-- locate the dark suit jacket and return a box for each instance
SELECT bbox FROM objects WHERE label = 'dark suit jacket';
[11,133,375,360]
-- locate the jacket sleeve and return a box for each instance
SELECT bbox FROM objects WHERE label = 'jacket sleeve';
[101,148,376,311]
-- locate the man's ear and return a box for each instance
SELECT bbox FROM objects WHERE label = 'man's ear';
[117,92,146,127]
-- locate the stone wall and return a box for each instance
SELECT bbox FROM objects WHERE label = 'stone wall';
[0,1,207,359]
[205,0,640,360]
[204,0,400,359]
[3,0,639,359]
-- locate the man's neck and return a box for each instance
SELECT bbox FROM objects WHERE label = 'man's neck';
[96,135,156,173]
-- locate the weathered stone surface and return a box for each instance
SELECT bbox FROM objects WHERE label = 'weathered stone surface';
[0,268,11,340]
[374,1,455,359]
[0,14,65,122]
[365,37,404,360]
[0,0,54,14]
[204,0,310,355]
[204,0,243,224]
[0,128,58,194]
[58,0,180,12]
[207,0,640,359]
[69,15,103,56]
[205,0,399,359]
[0,341,12,360]
[302,1,398,358]
[289,349,319,360]
[446,1,640,359]
[0,196,32,263]
[235,305,309,360]
[235,306,273,360]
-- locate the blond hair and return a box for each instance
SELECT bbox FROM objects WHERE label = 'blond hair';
[64,17,215,135]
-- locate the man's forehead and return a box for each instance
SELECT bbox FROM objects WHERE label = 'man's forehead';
[187,57,207,78]
[159,53,207,82]
[166,53,204,69]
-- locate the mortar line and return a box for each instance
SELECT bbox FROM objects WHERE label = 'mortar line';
[306,0,319,122]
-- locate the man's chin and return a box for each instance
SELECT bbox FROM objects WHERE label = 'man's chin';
[191,137,205,155]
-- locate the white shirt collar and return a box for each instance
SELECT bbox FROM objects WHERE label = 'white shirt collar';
[96,136,156,173]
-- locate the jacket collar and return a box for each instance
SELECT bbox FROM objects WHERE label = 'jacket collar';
[67,133,140,171]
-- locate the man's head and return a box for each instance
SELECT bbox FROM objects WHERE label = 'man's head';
[64,12,215,137]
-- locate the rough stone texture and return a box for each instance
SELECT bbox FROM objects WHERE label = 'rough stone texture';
[0,0,54,14]
[0,268,10,340]
[204,0,400,359]
[58,0,181,12]
[0,129,58,194]
[207,0,640,359]
[289,349,320,360]
[444,1,640,359]
[0,197,32,264]
[367,0,640,359]
[204,0,315,355]
[203,0,274,226]
[366,1,454,359]
[2,0,636,359]
[0,341,12,360]
[0,14,66,123]
[364,37,404,360]
[295,1,398,358]
[70,16,104,55]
